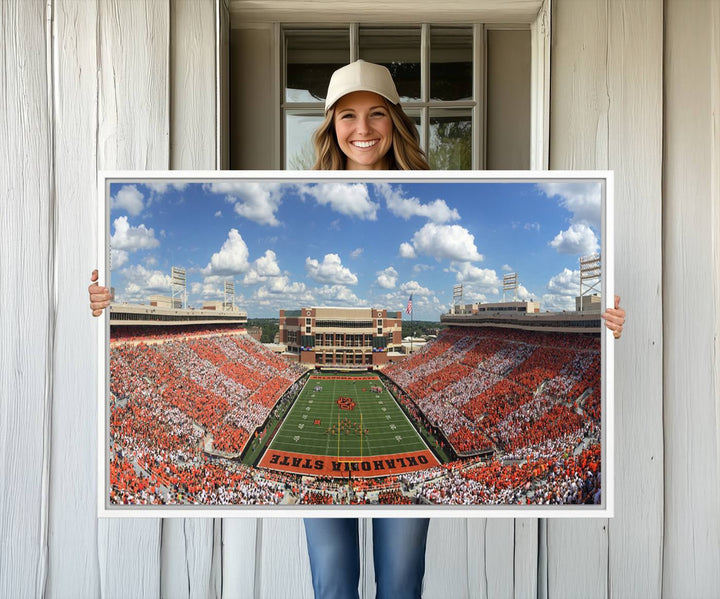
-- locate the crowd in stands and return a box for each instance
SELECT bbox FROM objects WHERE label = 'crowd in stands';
[384,327,600,455]
[109,323,603,507]
[110,324,244,342]
[109,448,287,505]
[377,489,414,505]
[109,328,305,505]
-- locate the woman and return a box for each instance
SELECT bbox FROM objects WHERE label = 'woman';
[303,60,432,599]
[89,60,626,599]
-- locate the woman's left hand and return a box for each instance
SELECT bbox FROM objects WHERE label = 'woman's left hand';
[601,295,625,340]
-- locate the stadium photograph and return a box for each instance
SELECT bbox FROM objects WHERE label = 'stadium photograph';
[101,173,610,514]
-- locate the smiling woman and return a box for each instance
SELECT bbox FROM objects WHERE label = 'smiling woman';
[311,60,430,171]
[333,91,394,170]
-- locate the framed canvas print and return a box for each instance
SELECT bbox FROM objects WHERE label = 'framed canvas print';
[97,171,614,518]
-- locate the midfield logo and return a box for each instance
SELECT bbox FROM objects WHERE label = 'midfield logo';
[337,396,356,411]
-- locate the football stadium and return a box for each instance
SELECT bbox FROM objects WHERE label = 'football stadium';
[108,292,602,508]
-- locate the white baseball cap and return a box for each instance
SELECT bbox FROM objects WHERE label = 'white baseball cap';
[324,60,400,112]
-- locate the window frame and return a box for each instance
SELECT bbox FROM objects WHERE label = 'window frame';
[278,13,550,171]
[281,23,484,170]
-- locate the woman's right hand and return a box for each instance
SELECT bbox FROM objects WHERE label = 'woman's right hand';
[89,269,111,317]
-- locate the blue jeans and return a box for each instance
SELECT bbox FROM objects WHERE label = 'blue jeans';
[304,518,430,599]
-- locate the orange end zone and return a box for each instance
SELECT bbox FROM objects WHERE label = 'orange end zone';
[258,449,441,478]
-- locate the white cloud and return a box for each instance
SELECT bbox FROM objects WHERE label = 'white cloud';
[254,276,309,299]
[351,248,364,258]
[110,216,160,251]
[502,264,513,272]
[524,222,540,231]
[549,223,599,255]
[375,183,460,223]
[400,280,432,296]
[214,210,222,217]
[451,263,500,286]
[464,292,490,304]
[117,265,173,302]
[111,185,145,216]
[305,254,358,285]
[110,249,129,270]
[301,183,378,220]
[376,266,399,289]
[399,242,417,259]
[192,275,226,300]
[203,229,250,276]
[547,268,581,297]
[243,250,281,285]
[406,223,484,262]
[517,284,536,301]
[205,181,284,226]
[315,285,361,304]
[542,293,576,312]
[145,181,189,194]
[537,181,602,229]
[413,263,433,273]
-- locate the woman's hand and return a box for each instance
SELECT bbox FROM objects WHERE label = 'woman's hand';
[601,295,625,340]
[89,269,111,317]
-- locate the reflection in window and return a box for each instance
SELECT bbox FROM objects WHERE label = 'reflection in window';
[429,109,472,170]
[359,28,421,102]
[285,112,324,169]
[430,27,473,101]
[285,30,349,102]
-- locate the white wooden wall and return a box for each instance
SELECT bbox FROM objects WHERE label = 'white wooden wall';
[1,0,718,597]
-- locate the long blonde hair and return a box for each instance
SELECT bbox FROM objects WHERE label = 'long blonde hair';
[312,100,430,171]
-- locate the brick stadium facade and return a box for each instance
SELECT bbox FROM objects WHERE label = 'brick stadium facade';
[279,307,402,368]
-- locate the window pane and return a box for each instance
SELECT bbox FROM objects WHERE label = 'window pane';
[285,30,349,103]
[430,27,473,101]
[429,109,472,170]
[359,28,421,102]
[285,112,324,169]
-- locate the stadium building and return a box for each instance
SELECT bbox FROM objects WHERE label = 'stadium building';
[279,306,402,367]
[441,298,601,333]
[109,302,247,327]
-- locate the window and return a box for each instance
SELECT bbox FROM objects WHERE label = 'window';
[282,24,516,170]
[230,15,541,170]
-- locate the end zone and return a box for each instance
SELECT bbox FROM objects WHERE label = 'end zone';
[258,449,440,478]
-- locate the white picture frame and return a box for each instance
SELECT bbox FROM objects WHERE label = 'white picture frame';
[97,170,614,518]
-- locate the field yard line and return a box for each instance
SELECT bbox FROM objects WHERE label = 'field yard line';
[385,379,432,454]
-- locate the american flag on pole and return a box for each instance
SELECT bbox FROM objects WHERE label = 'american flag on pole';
[406,294,413,315]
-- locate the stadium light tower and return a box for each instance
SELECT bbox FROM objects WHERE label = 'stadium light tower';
[503,272,519,302]
[171,266,186,309]
[579,253,601,311]
[224,280,235,312]
[452,284,463,314]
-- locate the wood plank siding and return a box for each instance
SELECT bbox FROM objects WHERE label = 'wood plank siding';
[2,0,718,597]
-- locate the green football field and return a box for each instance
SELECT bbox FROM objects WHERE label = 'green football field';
[267,373,429,458]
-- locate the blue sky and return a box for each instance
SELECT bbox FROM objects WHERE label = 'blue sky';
[108,179,603,320]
